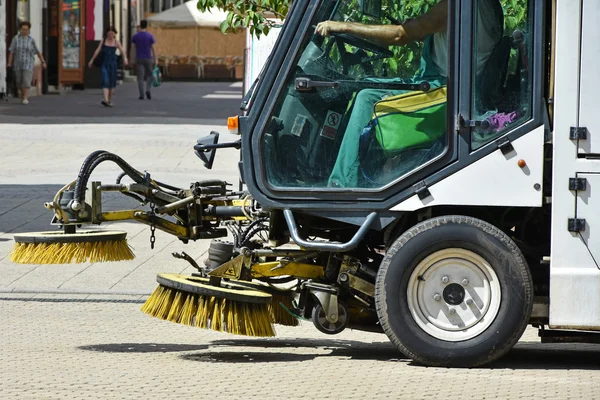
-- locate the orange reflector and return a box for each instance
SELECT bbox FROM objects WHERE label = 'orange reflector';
[227,116,239,134]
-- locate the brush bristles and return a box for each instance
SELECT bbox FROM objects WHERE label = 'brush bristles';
[10,241,135,264]
[271,294,300,327]
[141,285,276,337]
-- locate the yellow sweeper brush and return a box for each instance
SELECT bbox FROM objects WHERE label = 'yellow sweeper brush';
[11,230,135,264]
[229,280,300,327]
[142,273,276,337]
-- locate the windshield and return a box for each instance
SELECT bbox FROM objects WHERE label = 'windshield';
[258,0,450,190]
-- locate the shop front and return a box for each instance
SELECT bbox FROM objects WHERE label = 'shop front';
[3,0,132,92]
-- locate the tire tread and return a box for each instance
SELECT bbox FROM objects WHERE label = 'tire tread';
[375,215,533,367]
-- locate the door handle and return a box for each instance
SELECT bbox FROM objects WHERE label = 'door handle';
[295,77,340,92]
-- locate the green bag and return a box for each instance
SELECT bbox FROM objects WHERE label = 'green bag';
[373,86,447,154]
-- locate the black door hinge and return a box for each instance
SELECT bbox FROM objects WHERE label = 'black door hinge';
[496,137,514,155]
[414,181,431,200]
[569,127,588,140]
[569,177,587,191]
[568,218,586,232]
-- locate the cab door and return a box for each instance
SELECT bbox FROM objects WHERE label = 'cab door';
[242,0,458,210]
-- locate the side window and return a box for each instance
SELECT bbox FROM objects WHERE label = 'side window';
[471,0,533,150]
[261,0,450,190]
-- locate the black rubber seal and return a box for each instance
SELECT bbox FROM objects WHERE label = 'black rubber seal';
[156,274,272,305]
[13,231,128,244]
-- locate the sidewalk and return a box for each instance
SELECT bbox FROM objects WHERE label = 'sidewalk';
[0,81,243,125]
[0,84,243,294]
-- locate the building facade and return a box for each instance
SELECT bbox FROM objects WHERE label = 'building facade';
[3,0,134,94]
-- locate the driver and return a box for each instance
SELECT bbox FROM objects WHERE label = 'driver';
[316,0,503,188]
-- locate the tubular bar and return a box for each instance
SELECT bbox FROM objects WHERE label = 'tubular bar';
[283,209,378,252]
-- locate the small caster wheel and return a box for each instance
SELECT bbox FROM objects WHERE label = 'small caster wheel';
[311,302,349,335]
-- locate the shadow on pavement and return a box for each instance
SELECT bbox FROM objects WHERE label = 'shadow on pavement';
[79,343,209,353]
[0,184,145,236]
[0,82,241,125]
[181,351,318,363]
[209,337,600,367]
[485,342,600,370]
[201,338,404,362]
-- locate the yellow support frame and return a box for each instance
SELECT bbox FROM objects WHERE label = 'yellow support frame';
[100,210,189,239]
[250,261,324,279]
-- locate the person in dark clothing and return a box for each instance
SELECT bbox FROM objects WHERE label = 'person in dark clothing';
[131,20,157,100]
[88,27,129,107]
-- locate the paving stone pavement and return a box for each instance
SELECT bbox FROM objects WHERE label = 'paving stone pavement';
[0,121,240,295]
[1,296,600,400]
[3,83,600,397]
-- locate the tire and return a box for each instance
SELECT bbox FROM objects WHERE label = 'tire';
[375,215,533,367]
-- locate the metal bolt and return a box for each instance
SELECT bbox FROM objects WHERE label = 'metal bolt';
[433,293,441,301]
[462,278,469,286]
[441,276,449,284]
[339,273,349,283]
[448,308,456,315]
[466,298,474,306]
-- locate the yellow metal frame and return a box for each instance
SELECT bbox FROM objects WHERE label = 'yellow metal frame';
[207,255,325,281]
[250,261,324,279]
[101,210,189,238]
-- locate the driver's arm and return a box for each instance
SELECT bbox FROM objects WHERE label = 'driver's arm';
[316,0,447,47]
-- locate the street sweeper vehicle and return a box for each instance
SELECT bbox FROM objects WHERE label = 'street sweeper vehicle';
[11,0,600,367]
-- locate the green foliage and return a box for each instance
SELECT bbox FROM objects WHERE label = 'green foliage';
[197,0,290,38]
[200,0,530,75]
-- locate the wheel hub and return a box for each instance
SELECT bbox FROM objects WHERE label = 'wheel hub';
[407,248,502,342]
[442,283,465,305]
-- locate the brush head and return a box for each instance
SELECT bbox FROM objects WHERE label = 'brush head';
[156,274,272,304]
[225,279,300,326]
[142,274,277,337]
[11,230,134,264]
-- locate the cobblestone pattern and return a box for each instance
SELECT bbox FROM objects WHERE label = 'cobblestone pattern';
[2,297,600,400]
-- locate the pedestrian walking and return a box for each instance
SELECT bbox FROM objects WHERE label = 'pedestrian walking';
[7,21,47,105]
[131,20,157,100]
[88,27,128,107]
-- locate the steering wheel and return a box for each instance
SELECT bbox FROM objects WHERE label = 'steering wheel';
[329,32,392,76]
[330,32,393,58]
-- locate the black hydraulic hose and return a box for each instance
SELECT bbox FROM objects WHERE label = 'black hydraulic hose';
[73,150,110,209]
[152,179,183,192]
[73,153,146,208]
[116,171,127,184]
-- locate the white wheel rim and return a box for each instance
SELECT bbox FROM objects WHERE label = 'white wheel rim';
[406,248,501,342]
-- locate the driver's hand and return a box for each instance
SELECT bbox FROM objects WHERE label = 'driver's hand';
[315,21,346,37]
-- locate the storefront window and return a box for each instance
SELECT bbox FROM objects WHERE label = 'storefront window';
[62,0,81,69]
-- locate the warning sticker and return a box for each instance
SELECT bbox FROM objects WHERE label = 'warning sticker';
[320,111,342,140]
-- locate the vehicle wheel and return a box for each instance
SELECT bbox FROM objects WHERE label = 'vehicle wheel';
[312,302,349,335]
[375,215,533,367]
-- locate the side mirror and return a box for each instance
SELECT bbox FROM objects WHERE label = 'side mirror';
[359,0,382,18]
[194,132,220,170]
[194,131,242,170]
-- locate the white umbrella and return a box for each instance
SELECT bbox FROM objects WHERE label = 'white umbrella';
[147,2,228,28]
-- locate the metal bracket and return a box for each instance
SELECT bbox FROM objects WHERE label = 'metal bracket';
[569,177,587,191]
[496,137,514,155]
[208,252,251,279]
[569,127,587,140]
[302,281,339,323]
[568,218,586,232]
[413,181,431,200]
